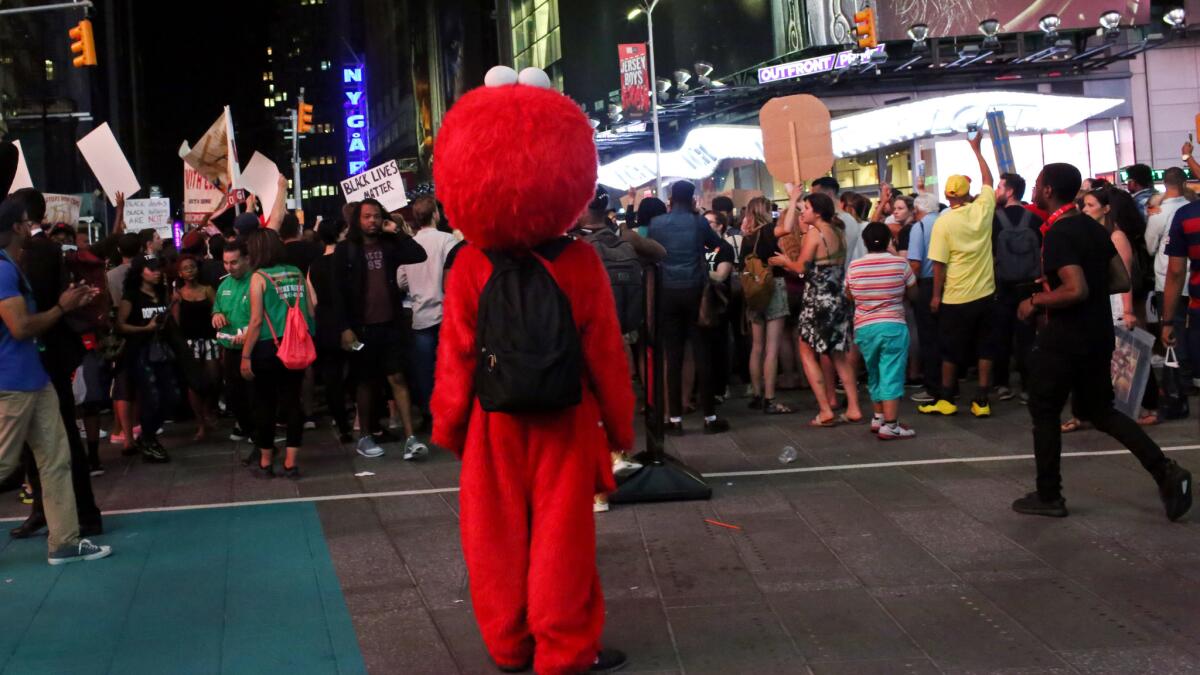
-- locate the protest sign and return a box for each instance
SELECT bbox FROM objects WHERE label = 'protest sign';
[124,198,173,239]
[9,141,34,194]
[182,107,240,190]
[1111,326,1155,418]
[340,160,407,211]
[77,123,141,206]
[759,94,834,185]
[241,152,282,218]
[43,194,82,224]
[184,162,228,225]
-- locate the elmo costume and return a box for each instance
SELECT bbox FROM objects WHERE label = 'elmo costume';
[431,66,635,674]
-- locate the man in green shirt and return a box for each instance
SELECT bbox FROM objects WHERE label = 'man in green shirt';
[211,240,255,448]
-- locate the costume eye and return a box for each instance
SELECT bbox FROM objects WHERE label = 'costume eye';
[517,68,552,89]
[485,66,519,87]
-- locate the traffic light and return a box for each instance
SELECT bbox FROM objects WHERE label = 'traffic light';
[297,102,314,134]
[853,7,877,50]
[69,19,97,67]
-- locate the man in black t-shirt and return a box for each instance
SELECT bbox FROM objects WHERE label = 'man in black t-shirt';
[1014,163,1191,521]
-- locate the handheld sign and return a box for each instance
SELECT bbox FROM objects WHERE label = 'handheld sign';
[9,141,34,194]
[759,94,834,185]
[241,152,283,219]
[77,123,141,206]
[340,160,407,212]
[124,198,172,240]
[986,110,1016,176]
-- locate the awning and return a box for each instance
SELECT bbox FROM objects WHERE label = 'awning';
[597,91,1124,189]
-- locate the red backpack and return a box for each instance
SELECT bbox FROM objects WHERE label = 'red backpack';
[258,270,316,370]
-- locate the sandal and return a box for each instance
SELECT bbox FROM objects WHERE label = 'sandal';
[809,414,838,428]
[1061,418,1083,433]
[1138,412,1160,426]
[764,399,794,415]
[837,413,865,425]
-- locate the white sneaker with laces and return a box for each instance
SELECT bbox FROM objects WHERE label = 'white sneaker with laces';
[870,414,885,433]
[612,457,642,478]
[877,422,916,441]
[402,436,429,461]
[356,435,385,458]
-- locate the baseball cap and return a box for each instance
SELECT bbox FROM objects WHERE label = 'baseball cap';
[234,212,261,239]
[944,175,971,199]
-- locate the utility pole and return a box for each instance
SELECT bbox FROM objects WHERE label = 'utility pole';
[292,88,304,214]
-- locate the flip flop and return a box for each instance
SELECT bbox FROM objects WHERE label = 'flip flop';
[1061,418,1083,433]
[809,415,838,428]
[837,414,865,425]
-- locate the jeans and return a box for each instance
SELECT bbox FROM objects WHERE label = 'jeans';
[410,325,440,413]
[912,278,940,391]
[130,345,181,444]
[992,282,1036,389]
[222,348,255,435]
[251,341,305,450]
[1027,339,1169,500]
[661,287,714,418]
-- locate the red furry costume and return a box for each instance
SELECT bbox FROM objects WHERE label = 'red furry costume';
[431,71,635,674]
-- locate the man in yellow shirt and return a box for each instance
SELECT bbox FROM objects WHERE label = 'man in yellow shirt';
[920,132,997,418]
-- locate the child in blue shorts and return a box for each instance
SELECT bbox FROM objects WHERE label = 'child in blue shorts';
[846,222,918,440]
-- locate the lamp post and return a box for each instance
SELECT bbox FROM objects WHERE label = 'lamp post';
[630,0,663,197]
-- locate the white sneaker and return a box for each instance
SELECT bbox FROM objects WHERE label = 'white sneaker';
[402,436,429,461]
[870,414,885,433]
[303,420,317,431]
[877,422,916,441]
[612,456,642,478]
[593,495,610,513]
[356,435,385,458]
[995,386,1014,401]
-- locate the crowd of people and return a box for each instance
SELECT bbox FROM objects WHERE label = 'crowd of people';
[0,131,1196,568]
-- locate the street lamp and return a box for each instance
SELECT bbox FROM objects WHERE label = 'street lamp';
[629,0,664,197]
[1099,10,1122,39]
[979,18,1001,49]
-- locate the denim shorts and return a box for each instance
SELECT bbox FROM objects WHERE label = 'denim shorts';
[749,277,790,324]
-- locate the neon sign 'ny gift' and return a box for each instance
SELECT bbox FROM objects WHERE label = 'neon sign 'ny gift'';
[343,65,369,176]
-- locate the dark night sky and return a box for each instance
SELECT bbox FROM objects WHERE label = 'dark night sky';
[132,2,276,207]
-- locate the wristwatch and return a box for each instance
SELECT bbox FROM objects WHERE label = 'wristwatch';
[1183,154,1192,162]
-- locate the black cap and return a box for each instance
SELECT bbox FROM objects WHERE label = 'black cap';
[670,180,696,203]
[234,212,261,239]
[0,197,26,234]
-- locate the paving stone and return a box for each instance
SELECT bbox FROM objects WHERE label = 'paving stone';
[807,658,941,675]
[875,585,1069,672]
[1058,645,1200,673]
[603,598,680,673]
[352,608,459,675]
[887,508,1046,573]
[666,603,804,674]
[769,588,921,662]
[722,514,858,593]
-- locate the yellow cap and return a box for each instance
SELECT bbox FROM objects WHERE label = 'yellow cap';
[945,175,971,199]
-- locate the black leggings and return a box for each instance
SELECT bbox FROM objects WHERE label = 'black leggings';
[129,345,181,443]
[317,345,351,435]
[222,348,255,434]
[251,341,305,450]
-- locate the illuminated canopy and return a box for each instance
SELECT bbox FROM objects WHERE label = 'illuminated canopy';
[596,91,1124,189]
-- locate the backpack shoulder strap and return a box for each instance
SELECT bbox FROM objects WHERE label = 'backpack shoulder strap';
[535,236,573,261]
[1016,208,1033,231]
[995,208,1015,231]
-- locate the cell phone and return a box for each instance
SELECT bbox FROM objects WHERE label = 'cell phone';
[966,123,980,141]
[350,341,365,352]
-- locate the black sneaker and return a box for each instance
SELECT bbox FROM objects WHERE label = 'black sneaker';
[665,421,684,436]
[703,417,731,434]
[89,463,105,477]
[252,462,275,480]
[48,538,112,566]
[281,464,301,480]
[589,648,628,673]
[747,396,764,410]
[140,440,170,464]
[1011,492,1069,518]
[229,426,248,442]
[1158,460,1193,522]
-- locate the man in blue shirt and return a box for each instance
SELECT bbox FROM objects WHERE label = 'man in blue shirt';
[647,181,729,435]
[906,192,941,403]
[0,198,112,565]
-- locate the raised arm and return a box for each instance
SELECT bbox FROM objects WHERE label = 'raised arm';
[969,132,993,188]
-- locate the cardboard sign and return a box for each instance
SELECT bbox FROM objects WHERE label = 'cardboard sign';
[340,160,407,211]
[759,94,834,185]
[43,194,82,224]
[241,152,282,218]
[124,198,172,239]
[1111,326,1155,419]
[183,162,227,225]
[9,140,33,194]
[77,123,141,206]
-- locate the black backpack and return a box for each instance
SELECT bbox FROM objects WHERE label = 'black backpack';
[582,227,643,334]
[475,238,582,413]
[994,208,1041,283]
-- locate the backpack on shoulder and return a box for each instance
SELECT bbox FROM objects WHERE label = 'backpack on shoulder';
[476,238,583,413]
[582,228,644,335]
[259,271,316,371]
[740,229,774,312]
[994,208,1041,283]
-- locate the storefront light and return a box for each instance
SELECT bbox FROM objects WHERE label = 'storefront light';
[978,18,1001,48]
[1164,7,1186,30]
[1100,10,1122,38]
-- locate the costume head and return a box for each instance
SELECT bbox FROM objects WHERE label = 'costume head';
[433,66,597,251]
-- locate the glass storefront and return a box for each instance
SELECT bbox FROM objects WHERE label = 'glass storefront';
[510,0,563,90]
